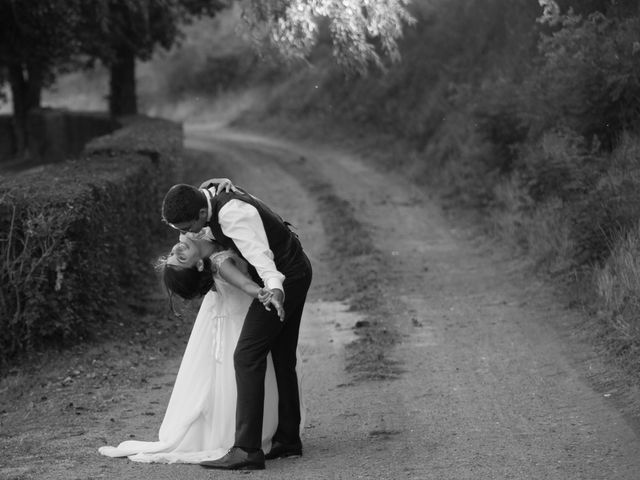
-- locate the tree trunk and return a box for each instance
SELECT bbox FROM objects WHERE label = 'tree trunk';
[109,44,137,116]
[8,63,28,156]
[26,62,44,110]
[8,61,45,158]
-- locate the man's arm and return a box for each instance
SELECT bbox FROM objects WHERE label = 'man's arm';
[218,200,285,295]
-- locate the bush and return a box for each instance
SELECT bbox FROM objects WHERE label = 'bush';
[513,129,601,204]
[421,110,499,207]
[472,78,531,175]
[0,118,181,366]
[524,11,640,149]
[493,130,640,273]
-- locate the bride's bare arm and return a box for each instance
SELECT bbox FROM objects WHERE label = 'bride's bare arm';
[217,258,285,321]
[217,258,261,296]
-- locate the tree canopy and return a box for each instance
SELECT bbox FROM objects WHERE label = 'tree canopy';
[0,0,84,151]
[240,0,416,73]
[0,0,417,147]
[0,1,83,102]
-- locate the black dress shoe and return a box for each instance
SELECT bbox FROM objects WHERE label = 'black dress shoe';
[265,441,303,460]
[200,447,265,470]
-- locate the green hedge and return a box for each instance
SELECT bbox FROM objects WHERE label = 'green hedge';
[0,117,182,365]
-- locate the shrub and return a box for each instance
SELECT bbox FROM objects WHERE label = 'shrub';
[524,10,640,149]
[421,110,499,207]
[494,130,640,273]
[0,118,180,366]
[513,129,601,204]
[472,78,530,175]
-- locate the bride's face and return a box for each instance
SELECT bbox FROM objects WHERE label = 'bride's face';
[166,236,201,268]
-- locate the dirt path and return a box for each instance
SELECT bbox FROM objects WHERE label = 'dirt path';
[186,125,640,479]
[2,123,640,479]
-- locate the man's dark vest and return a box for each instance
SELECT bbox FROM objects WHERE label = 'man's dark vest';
[206,188,306,285]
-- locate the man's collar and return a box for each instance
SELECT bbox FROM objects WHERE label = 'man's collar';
[201,188,215,221]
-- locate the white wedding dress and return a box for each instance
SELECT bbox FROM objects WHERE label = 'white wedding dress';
[98,250,303,464]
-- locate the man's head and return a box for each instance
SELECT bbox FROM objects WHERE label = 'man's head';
[162,184,208,234]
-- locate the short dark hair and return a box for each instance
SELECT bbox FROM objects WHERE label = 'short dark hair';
[161,257,215,300]
[162,184,205,224]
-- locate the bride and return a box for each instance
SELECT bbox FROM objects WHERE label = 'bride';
[98,229,303,464]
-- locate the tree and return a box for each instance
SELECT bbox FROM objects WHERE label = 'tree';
[0,1,82,155]
[531,2,640,149]
[79,0,228,116]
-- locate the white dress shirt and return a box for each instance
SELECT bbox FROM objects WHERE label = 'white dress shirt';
[202,187,285,292]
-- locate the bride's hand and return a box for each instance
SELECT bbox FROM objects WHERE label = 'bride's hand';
[199,178,238,194]
[258,288,272,306]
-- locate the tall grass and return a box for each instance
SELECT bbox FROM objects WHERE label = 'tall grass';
[492,181,575,274]
[596,224,640,336]
[592,134,640,348]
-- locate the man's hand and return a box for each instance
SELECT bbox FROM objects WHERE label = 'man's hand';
[199,178,238,194]
[259,288,284,322]
[269,289,285,322]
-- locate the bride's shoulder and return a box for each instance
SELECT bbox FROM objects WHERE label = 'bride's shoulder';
[210,249,249,276]
[210,249,239,268]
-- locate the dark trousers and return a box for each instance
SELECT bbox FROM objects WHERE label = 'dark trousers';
[233,254,312,450]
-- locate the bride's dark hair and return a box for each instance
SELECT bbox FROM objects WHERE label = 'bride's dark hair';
[159,257,215,300]
[162,258,215,300]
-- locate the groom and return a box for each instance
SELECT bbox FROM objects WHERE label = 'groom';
[161,179,313,470]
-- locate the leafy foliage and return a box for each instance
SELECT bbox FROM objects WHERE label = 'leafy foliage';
[78,0,228,64]
[0,0,82,79]
[504,129,639,268]
[524,6,640,148]
[0,194,75,352]
[239,0,416,73]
